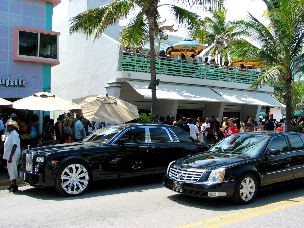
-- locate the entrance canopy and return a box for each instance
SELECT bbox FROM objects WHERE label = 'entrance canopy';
[127,81,284,108]
[127,81,227,102]
[212,88,285,108]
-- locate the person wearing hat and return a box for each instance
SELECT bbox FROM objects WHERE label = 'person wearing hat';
[265,114,275,131]
[3,120,21,192]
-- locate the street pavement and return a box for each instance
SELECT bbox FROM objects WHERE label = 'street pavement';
[0,167,25,190]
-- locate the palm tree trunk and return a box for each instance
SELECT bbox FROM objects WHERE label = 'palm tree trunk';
[285,75,293,131]
[147,15,157,122]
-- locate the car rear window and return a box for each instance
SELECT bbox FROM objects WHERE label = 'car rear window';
[169,126,193,142]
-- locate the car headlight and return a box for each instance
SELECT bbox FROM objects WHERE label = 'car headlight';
[36,157,45,163]
[207,168,225,183]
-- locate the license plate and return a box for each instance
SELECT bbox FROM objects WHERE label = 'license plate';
[172,181,183,193]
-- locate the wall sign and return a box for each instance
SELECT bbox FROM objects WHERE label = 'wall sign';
[0,78,26,87]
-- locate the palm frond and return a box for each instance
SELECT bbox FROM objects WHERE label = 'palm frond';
[167,5,201,29]
[248,65,284,89]
[69,0,134,40]
[119,13,148,48]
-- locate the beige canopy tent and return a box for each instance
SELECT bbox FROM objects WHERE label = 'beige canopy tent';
[12,92,81,111]
[0,98,12,106]
[73,95,139,124]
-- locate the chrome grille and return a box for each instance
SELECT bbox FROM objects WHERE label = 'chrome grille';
[169,167,205,182]
[25,154,33,172]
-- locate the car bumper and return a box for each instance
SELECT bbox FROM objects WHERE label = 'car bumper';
[163,175,236,198]
[20,170,55,187]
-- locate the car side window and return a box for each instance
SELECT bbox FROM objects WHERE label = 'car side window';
[149,128,172,142]
[267,136,289,154]
[119,128,145,143]
[288,134,304,150]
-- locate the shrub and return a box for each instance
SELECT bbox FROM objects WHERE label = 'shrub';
[291,125,304,133]
[138,113,156,123]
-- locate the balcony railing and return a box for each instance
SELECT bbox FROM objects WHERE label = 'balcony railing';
[118,53,262,85]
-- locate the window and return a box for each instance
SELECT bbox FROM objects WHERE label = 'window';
[267,136,289,154]
[288,134,304,150]
[19,31,57,59]
[119,129,145,143]
[150,128,171,142]
[14,27,60,65]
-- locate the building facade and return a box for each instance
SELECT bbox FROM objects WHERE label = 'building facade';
[52,0,284,122]
[0,0,60,100]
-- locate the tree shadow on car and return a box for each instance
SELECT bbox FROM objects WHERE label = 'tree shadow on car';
[14,174,164,201]
[166,178,304,210]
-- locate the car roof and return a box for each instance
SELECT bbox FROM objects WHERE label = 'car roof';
[236,131,302,136]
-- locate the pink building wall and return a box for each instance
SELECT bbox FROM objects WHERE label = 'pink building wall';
[0,0,60,98]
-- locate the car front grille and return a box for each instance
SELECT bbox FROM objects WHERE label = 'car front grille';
[168,167,205,182]
[25,153,34,172]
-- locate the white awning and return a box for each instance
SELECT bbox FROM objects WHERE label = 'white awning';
[127,81,227,102]
[212,88,285,108]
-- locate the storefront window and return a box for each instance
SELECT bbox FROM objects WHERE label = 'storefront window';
[19,31,57,60]
[14,27,60,65]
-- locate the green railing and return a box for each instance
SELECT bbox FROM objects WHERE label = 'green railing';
[118,54,261,84]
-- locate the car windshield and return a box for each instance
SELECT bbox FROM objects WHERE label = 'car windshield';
[83,126,126,143]
[209,134,270,158]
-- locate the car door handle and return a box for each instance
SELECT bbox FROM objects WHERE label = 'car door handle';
[139,146,155,152]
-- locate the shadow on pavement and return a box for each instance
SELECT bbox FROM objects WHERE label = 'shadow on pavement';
[10,175,164,201]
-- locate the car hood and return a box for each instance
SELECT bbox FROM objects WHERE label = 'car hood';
[27,142,106,154]
[175,152,247,169]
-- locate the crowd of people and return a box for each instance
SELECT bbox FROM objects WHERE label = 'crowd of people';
[156,113,304,145]
[122,47,261,73]
[157,115,240,145]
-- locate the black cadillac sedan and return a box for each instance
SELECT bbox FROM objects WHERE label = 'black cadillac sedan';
[20,124,209,196]
[163,131,304,204]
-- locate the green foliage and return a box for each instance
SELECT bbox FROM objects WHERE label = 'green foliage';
[292,125,304,133]
[138,113,156,123]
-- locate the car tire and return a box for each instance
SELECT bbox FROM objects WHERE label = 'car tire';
[55,161,91,196]
[233,173,258,205]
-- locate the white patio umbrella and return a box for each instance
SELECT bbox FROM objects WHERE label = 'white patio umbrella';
[12,92,81,111]
[0,98,12,106]
[73,95,139,124]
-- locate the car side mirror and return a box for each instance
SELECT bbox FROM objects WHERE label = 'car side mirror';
[268,148,280,155]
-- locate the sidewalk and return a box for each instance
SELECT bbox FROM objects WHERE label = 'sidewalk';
[0,167,25,190]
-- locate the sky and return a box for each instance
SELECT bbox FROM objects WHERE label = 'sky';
[53,0,267,37]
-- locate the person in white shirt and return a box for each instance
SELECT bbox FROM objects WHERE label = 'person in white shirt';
[3,120,21,192]
[200,117,210,142]
[187,118,199,141]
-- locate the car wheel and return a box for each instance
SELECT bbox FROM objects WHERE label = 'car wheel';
[55,161,91,196]
[233,173,258,204]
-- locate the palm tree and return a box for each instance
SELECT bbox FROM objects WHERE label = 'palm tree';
[228,0,304,131]
[69,0,222,122]
[189,6,235,64]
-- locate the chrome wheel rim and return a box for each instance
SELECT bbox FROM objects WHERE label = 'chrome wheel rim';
[239,176,256,202]
[60,164,89,195]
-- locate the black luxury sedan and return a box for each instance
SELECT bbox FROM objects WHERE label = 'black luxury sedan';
[20,124,209,196]
[163,131,304,204]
